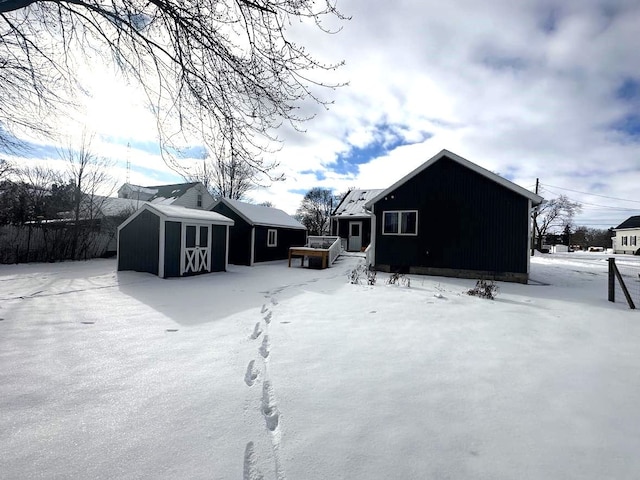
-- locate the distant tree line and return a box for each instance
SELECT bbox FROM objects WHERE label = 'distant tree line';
[0,137,119,263]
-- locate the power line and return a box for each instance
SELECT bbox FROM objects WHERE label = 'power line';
[540,186,639,212]
[541,183,640,204]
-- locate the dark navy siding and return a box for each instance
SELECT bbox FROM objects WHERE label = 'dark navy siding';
[211,225,227,271]
[254,226,307,262]
[336,218,372,250]
[373,156,529,275]
[212,203,252,265]
[163,221,182,277]
[118,209,160,275]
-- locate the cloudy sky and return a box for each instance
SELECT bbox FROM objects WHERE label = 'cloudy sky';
[6,0,640,229]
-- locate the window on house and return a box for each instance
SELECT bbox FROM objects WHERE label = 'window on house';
[267,229,277,247]
[631,236,637,246]
[197,193,203,207]
[622,236,628,246]
[383,211,418,235]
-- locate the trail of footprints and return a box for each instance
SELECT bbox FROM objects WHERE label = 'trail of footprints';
[243,296,286,480]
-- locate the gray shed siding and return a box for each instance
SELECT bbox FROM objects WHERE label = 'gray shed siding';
[373,156,530,280]
[163,221,182,277]
[117,209,160,275]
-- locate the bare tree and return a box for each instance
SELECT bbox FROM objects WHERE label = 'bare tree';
[296,187,336,235]
[185,127,283,200]
[60,133,116,258]
[0,158,14,181]
[0,0,347,158]
[533,195,582,251]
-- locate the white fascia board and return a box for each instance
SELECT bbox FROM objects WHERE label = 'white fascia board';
[365,149,544,208]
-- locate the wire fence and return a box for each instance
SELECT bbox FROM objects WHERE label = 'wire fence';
[608,258,640,309]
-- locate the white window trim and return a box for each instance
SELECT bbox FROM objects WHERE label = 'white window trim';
[267,229,278,247]
[382,210,418,236]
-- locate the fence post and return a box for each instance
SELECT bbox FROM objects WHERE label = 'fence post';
[608,257,615,303]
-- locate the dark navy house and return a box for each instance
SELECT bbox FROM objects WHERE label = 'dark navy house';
[211,198,307,266]
[365,149,543,284]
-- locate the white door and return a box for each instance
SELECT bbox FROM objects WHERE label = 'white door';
[182,224,211,274]
[348,221,363,251]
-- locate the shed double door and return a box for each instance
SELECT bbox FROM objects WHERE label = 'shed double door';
[182,224,211,274]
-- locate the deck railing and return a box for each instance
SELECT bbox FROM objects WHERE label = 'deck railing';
[364,243,373,268]
[307,235,341,266]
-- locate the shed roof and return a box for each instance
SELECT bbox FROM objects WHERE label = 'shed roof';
[615,215,640,230]
[118,203,234,232]
[332,189,385,218]
[365,149,544,208]
[213,198,305,230]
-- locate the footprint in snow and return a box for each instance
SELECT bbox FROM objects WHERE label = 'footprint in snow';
[250,322,263,340]
[259,336,270,359]
[243,442,264,480]
[244,360,259,387]
[261,304,268,314]
[263,311,272,324]
[270,297,279,306]
[262,381,280,432]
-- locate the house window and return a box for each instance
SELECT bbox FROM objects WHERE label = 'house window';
[632,236,637,246]
[622,236,628,246]
[383,211,418,235]
[197,193,203,207]
[267,229,277,247]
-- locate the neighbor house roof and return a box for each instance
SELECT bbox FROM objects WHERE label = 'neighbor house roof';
[615,215,640,230]
[97,197,148,217]
[213,198,305,230]
[119,182,203,204]
[365,149,544,208]
[332,189,385,218]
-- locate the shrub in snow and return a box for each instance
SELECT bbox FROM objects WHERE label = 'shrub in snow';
[348,264,377,285]
[467,279,498,300]
[387,272,410,287]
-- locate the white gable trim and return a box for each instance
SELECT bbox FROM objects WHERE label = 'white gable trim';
[365,149,543,208]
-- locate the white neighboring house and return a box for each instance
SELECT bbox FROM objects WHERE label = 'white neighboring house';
[117,182,215,210]
[613,215,640,254]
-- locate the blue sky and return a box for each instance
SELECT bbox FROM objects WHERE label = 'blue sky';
[4,0,640,228]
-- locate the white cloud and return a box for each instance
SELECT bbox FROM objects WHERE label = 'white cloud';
[8,0,640,228]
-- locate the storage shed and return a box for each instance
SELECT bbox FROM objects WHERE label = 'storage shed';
[117,204,234,278]
[365,149,543,284]
[211,198,307,266]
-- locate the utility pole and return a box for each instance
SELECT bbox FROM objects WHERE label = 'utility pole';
[531,178,539,256]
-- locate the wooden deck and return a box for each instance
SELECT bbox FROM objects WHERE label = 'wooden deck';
[288,246,329,269]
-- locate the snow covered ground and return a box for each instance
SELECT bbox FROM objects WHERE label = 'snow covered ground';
[1,252,639,479]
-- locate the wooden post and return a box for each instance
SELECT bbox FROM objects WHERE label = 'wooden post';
[609,257,636,309]
[608,257,615,303]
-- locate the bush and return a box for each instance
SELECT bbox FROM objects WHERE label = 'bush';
[387,271,410,287]
[467,279,498,300]
[348,264,377,285]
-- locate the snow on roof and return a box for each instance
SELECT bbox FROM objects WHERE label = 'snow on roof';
[121,184,158,196]
[615,215,640,230]
[365,149,544,208]
[332,189,385,217]
[98,197,148,217]
[216,198,305,229]
[147,204,234,224]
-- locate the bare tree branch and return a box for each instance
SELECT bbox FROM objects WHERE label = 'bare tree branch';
[0,0,348,160]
